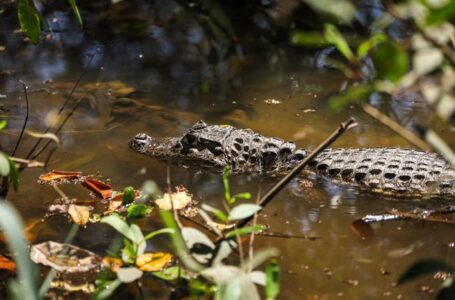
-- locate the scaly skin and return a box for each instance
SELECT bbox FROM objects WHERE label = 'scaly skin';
[130,121,455,197]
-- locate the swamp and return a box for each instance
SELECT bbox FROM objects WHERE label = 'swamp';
[0,0,454,299]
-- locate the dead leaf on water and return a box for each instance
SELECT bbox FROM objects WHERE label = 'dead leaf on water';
[82,178,112,199]
[155,186,197,217]
[0,255,16,272]
[38,170,85,185]
[30,241,101,273]
[68,204,91,226]
[107,200,123,213]
[136,252,173,272]
[50,280,95,294]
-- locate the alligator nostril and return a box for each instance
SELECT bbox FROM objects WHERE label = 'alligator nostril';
[135,133,148,140]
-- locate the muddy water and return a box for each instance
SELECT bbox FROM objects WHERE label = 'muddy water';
[2,63,454,299]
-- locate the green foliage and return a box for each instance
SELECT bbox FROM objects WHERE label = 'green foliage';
[0,120,7,130]
[371,41,409,82]
[121,186,135,205]
[302,0,356,24]
[227,203,262,221]
[289,31,329,47]
[425,0,455,25]
[329,85,373,110]
[126,203,152,219]
[324,24,354,62]
[225,225,266,239]
[0,201,39,300]
[17,0,41,44]
[222,166,251,204]
[68,0,83,28]
[266,259,280,300]
[0,152,19,191]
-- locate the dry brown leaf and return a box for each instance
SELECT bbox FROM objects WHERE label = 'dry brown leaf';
[102,256,123,273]
[30,241,101,273]
[136,252,173,272]
[38,170,84,185]
[107,200,123,212]
[68,204,91,226]
[82,178,112,199]
[0,255,16,272]
[155,191,192,210]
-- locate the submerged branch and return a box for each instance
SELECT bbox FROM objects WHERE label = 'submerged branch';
[12,81,30,157]
[361,205,455,224]
[235,117,358,229]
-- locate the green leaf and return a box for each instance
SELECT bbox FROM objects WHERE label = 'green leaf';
[17,0,41,44]
[127,203,152,219]
[101,215,135,241]
[302,0,356,24]
[397,259,454,285]
[92,279,122,300]
[371,41,409,82]
[8,158,19,191]
[152,266,187,281]
[266,259,280,300]
[222,165,232,203]
[228,204,262,221]
[225,225,266,239]
[0,152,11,177]
[121,239,136,264]
[144,228,174,241]
[426,1,455,25]
[116,267,143,283]
[67,0,83,28]
[328,84,373,110]
[0,201,39,300]
[357,34,387,58]
[122,186,135,205]
[231,192,252,202]
[324,24,354,62]
[289,31,329,47]
[201,203,227,222]
[0,120,7,130]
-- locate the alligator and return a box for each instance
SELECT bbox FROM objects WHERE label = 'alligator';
[130,121,455,197]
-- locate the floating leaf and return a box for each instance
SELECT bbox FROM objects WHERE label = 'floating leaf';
[30,241,100,273]
[38,170,84,184]
[228,204,262,221]
[155,190,193,210]
[102,256,123,273]
[82,178,112,199]
[398,259,454,285]
[67,204,90,226]
[0,255,16,272]
[17,0,41,44]
[225,225,266,239]
[116,267,143,283]
[266,259,280,300]
[136,252,173,272]
[107,200,123,212]
[122,186,135,205]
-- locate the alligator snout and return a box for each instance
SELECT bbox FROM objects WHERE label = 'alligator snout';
[129,133,150,153]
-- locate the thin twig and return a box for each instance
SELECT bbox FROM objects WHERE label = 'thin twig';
[9,156,44,168]
[25,53,95,160]
[362,104,431,151]
[29,96,83,161]
[12,81,30,156]
[235,118,358,229]
[361,205,455,225]
[414,124,455,167]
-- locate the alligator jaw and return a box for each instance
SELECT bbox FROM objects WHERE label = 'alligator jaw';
[129,133,227,169]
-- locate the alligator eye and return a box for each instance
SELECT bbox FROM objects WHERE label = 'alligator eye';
[183,134,197,145]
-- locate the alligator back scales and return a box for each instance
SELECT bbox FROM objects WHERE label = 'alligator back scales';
[130,121,455,197]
